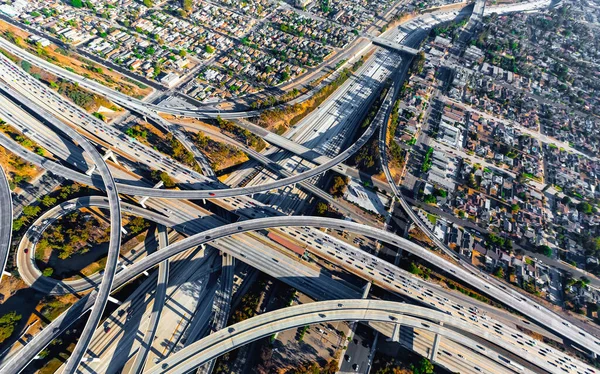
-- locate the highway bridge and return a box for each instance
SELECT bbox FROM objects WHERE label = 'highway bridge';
[0,46,596,374]
[0,1,583,373]
[2,213,598,374]
[126,224,170,374]
[145,299,548,374]
[0,165,12,282]
[0,71,125,373]
[372,37,420,55]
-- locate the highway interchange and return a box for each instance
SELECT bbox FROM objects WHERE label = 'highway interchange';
[0,0,596,373]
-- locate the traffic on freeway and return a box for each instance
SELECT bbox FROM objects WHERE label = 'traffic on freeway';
[0,0,595,373]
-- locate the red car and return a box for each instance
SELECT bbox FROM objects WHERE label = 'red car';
[24,248,29,254]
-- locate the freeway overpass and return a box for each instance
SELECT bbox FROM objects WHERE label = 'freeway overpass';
[2,213,598,374]
[145,299,545,374]
[0,165,12,283]
[1,52,593,372]
[372,37,420,55]
[0,62,125,374]
[125,224,170,374]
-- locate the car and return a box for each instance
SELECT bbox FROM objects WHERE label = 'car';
[24,248,29,254]
[104,325,111,333]
[344,355,351,362]
[352,364,359,371]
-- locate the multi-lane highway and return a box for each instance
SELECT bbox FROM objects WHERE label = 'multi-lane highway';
[144,299,545,374]
[2,37,596,374]
[0,60,124,373]
[0,1,587,372]
[3,212,597,374]
[0,165,12,282]
[122,224,169,374]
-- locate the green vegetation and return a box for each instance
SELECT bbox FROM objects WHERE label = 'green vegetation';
[167,134,196,168]
[92,112,105,121]
[289,361,338,374]
[125,125,147,140]
[315,202,329,216]
[230,278,266,324]
[421,146,433,172]
[446,280,491,303]
[409,262,422,276]
[40,195,57,208]
[426,213,437,225]
[194,131,246,170]
[430,18,467,39]
[127,216,149,235]
[297,325,309,342]
[214,117,266,152]
[71,0,83,8]
[151,170,175,188]
[42,267,54,277]
[329,176,349,197]
[494,266,505,278]
[578,202,593,215]
[422,194,437,204]
[0,312,21,343]
[0,121,46,185]
[40,298,72,324]
[411,358,434,374]
[37,210,108,259]
[57,82,91,107]
[409,51,426,75]
[537,245,552,257]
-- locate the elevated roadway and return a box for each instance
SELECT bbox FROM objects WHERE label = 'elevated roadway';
[16,196,171,295]
[126,224,170,374]
[0,57,379,202]
[1,215,596,374]
[196,253,235,374]
[145,299,542,374]
[371,37,420,55]
[14,192,566,372]
[0,64,123,374]
[0,165,12,282]
[0,41,592,374]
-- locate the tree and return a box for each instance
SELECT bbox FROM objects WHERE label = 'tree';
[128,216,149,235]
[511,204,520,213]
[577,202,593,215]
[411,357,434,374]
[561,195,571,205]
[182,0,193,11]
[40,195,57,208]
[71,0,83,8]
[22,205,41,218]
[316,202,328,216]
[0,312,21,343]
[329,176,348,197]
[205,45,215,54]
[408,262,422,276]
[151,170,175,188]
[42,267,54,277]
[179,49,187,57]
[143,0,153,7]
[538,245,552,257]
[494,266,505,278]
